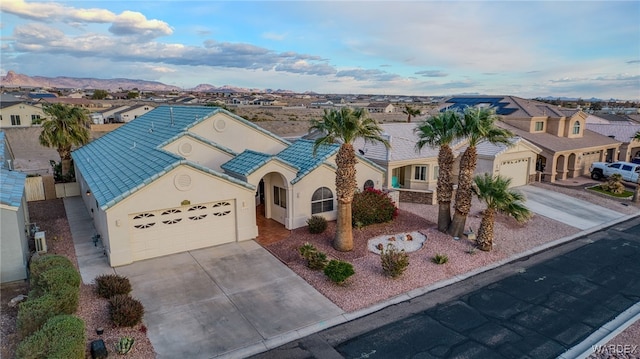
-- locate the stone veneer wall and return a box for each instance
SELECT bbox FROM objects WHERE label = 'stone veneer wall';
[397,189,436,205]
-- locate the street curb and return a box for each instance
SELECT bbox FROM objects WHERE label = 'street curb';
[222,212,640,358]
[559,303,640,359]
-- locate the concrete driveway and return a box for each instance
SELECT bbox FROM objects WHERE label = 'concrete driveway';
[114,241,343,359]
[517,185,625,230]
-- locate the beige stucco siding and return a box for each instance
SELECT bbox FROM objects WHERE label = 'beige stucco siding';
[189,112,287,155]
[0,103,44,128]
[103,165,257,267]
[1,198,29,283]
[162,136,234,172]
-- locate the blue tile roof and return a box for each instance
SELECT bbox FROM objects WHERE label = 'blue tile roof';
[72,106,258,210]
[0,131,6,166]
[0,168,26,208]
[276,139,339,184]
[442,97,517,116]
[222,150,275,178]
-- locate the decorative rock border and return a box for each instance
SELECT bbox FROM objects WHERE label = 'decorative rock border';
[367,231,427,254]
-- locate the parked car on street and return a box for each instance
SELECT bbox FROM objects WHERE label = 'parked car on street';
[590,161,640,182]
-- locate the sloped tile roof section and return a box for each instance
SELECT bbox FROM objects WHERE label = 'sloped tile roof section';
[222,150,275,178]
[474,137,541,158]
[1,168,26,208]
[0,131,6,165]
[276,139,339,183]
[442,96,582,118]
[72,106,254,210]
[353,123,451,162]
[498,122,620,152]
[442,96,517,116]
[586,123,640,143]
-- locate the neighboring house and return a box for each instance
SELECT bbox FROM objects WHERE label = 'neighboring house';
[367,102,395,113]
[72,106,384,267]
[0,131,30,283]
[442,96,621,182]
[586,123,640,162]
[96,105,131,123]
[113,104,154,123]
[352,123,540,190]
[474,137,542,187]
[0,101,45,128]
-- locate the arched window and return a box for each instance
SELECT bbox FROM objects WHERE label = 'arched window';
[311,187,334,214]
[572,121,581,135]
[363,179,374,190]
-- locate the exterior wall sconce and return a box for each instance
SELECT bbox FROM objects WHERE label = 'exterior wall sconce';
[86,190,91,196]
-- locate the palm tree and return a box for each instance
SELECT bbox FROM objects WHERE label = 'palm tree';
[402,105,421,123]
[632,131,640,203]
[39,103,91,180]
[473,174,532,251]
[414,110,463,232]
[309,107,390,251]
[449,106,514,237]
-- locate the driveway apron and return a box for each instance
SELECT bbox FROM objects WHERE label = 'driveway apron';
[517,185,624,230]
[114,241,344,359]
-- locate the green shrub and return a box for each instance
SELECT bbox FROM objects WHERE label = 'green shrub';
[17,294,58,339]
[307,215,328,234]
[352,188,398,227]
[323,260,355,285]
[432,253,449,265]
[16,315,85,359]
[30,266,81,298]
[95,274,132,299]
[110,295,145,327]
[380,244,409,278]
[298,243,329,270]
[17,284,79,338]
[29,255,75,282]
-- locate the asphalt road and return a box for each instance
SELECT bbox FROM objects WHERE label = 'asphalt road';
[250,217,640,359]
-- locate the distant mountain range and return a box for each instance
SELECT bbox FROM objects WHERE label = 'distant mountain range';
[0,70,294,94]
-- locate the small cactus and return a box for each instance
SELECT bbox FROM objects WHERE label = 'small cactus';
[115,336,135,355]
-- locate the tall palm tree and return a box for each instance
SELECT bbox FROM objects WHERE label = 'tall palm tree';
[473,174,532,251]
[402,105,421,123]
[632,131,640,203]
[39,103,91,180]
[309,107,390,251]
[449,107,514,237]
[414,110,463,232]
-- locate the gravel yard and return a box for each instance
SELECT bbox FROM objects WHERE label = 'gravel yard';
[2,184,638,358]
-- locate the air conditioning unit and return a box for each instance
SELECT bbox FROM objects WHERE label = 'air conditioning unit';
[34,231,47,254]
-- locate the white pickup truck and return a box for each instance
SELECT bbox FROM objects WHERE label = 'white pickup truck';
[590,161,640,182]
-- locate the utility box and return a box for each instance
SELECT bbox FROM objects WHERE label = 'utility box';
[34,231,47,254]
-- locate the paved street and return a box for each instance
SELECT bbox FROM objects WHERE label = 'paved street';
[251,217,640,359]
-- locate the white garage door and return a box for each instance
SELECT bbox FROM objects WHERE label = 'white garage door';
[129,200,236,262]
[500,158,529,188]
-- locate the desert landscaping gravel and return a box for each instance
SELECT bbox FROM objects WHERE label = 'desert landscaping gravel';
[2,183,638,359]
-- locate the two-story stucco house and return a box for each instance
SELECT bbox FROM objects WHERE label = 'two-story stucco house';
[0,101,45,128]
[442,96,621,182]
[72,106,384,267]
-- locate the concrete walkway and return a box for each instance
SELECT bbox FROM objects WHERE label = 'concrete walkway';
[63,196,114,284]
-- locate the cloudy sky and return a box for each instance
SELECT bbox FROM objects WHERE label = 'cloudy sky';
[1,0,639,99]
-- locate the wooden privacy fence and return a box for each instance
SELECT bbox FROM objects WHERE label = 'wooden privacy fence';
[24,175,78,201]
